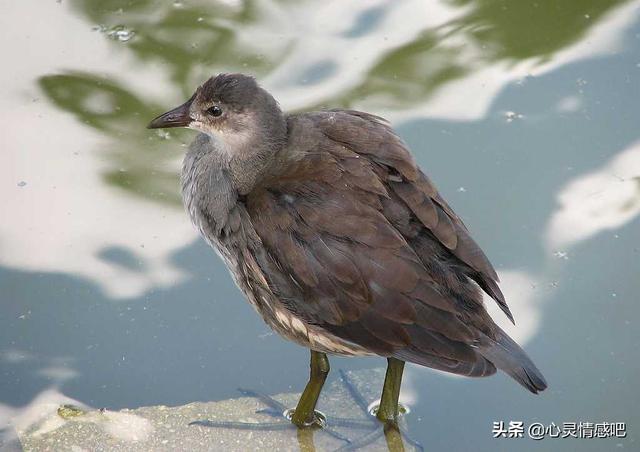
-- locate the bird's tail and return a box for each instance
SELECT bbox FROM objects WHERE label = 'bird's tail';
[478,326,547,394]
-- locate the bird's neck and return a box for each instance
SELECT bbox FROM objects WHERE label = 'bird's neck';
[182,135,238,238]
[181,123,286,238]
[227,115,287,195]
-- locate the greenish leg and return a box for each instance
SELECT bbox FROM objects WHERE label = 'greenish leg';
[376,357,406,428]
[291,350,330,428]
[296,427,317,452]
[383,426,406,452]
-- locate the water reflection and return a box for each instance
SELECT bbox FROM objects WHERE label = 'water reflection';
[70,0,285,87]
[39,71,184,206]
[449,0,625,60]
[546,140,640,251]
[40,0,636,208]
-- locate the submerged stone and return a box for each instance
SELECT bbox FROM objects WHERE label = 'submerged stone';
[14,368,421,451]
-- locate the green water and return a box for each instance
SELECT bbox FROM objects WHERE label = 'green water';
[2,0,639,450]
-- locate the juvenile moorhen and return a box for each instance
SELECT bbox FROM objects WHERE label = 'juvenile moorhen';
[148,73,547,429]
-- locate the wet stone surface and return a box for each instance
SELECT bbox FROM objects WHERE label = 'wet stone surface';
[16,369,420,451]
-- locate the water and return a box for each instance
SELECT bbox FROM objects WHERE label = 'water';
[2,0,639,450]
[93,24,136,43]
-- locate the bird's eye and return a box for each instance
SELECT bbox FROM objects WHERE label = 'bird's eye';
[207,105,223,117]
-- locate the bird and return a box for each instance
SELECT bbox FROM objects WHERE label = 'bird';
[147,73,547,430]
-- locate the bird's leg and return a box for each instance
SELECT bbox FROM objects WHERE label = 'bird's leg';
[383,425,407,452]
[296,427,317,452]
[290,350,330,428]
[375,358,405,429]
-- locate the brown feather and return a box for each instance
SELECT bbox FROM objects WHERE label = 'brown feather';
[244,109,513,364]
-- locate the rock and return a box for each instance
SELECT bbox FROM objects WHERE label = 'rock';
[13,369,421,451]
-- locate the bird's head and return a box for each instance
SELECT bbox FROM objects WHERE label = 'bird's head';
[148,73,286,154]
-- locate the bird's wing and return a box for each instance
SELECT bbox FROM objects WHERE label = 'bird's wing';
[244,111,508,375]
[316,109,512,322]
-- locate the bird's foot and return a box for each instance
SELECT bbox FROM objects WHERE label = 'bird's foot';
[189,370,423,451]
[189,387,352,443]
[282,407,327,429]
[335,370,423,451]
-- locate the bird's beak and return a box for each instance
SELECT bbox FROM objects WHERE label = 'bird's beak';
[147,95,194,129]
